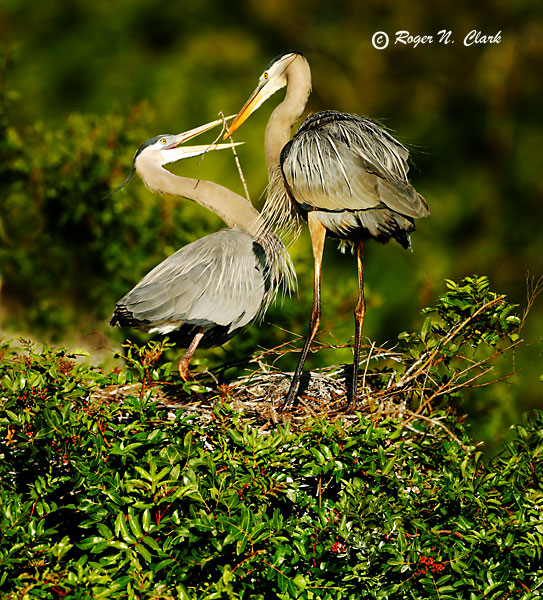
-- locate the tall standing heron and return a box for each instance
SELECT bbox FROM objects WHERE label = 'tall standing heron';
[110,118,295,380]
[226,52,429,410]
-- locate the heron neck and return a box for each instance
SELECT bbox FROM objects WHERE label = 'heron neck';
[134,160,263,237]
[264,55,312,177]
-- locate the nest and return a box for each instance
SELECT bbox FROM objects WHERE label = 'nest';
[88,340,471,451]
[90,353,408,432]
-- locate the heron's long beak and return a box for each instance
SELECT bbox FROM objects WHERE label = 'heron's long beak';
[166,142,244,159]
[165,116,243,159]
[161,116,243,163]
[223,81,268,139]
[168,115,236,148]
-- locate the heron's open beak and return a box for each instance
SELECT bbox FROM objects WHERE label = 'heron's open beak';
[168,115,236,149]
[166,116,243,158]
[168,142,244,158]
[223,81,267,139]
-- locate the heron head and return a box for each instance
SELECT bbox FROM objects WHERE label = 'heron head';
[136,116,241,166]
[224,52,304,138]
[114,117,241,192]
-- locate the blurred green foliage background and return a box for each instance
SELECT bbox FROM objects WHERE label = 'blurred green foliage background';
[0,0,541,435]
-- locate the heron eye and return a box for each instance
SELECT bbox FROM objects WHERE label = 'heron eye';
[263,72,269,80]
[160,138,167,144]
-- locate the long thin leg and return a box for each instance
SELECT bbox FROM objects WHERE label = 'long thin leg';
[283,213,327,409]
[349,240,366,411]
[178,327,205,381]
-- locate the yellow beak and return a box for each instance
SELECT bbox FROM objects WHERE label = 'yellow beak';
[223,82,266,139]
[170,115,236,148]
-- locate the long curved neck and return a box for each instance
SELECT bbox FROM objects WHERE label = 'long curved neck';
[135,158,263,237]
[135,156,297,296]
[264,55,312,178]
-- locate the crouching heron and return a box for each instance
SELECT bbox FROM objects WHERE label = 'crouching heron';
[110,117,295,380]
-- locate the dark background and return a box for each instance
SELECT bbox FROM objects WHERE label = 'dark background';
[1,0,541,441]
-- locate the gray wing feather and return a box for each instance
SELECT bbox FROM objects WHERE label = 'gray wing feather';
[283,113,429,219]
[115,229,266,334]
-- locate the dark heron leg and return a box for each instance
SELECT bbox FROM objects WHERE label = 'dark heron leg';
[349,240,366,411]
[178,328,205,381]
[283,213,327,409]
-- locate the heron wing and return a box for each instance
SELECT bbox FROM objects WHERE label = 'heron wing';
[115,229,267,334]
[282,112,429,219]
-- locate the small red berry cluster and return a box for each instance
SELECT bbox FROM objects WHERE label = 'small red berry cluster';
[234,468,273,498]
[328,510,347,554]
[23,426,35,440]
[415,555,445,576]
[235,483,250,498]
[51,435,78,466]
[326,509,341,525]
[17,386,48,405]
[78,398,95,417]
[330,540,347,553]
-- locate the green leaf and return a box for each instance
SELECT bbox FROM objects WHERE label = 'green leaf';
[142,535,160,552]
[128,514,143,539]
[135,542,152,563]
[97,523,113,541]
[115,512,136,544]
[382,455,396,476]
[142,508,151,532]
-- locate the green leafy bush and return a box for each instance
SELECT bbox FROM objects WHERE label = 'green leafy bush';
[0,277,540,599]
[363,276,522,416]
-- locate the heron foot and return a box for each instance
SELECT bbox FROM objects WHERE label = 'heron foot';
[178,361,192,382]
[280,369,311,410]
[280,391,297,411]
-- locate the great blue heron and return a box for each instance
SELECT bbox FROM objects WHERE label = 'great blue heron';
[226,52,429,410]
[110,117,295,380]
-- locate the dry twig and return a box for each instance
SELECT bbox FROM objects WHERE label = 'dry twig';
[218,111,252,204]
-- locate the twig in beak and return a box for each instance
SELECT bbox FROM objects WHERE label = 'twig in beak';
[218,111,251,205]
